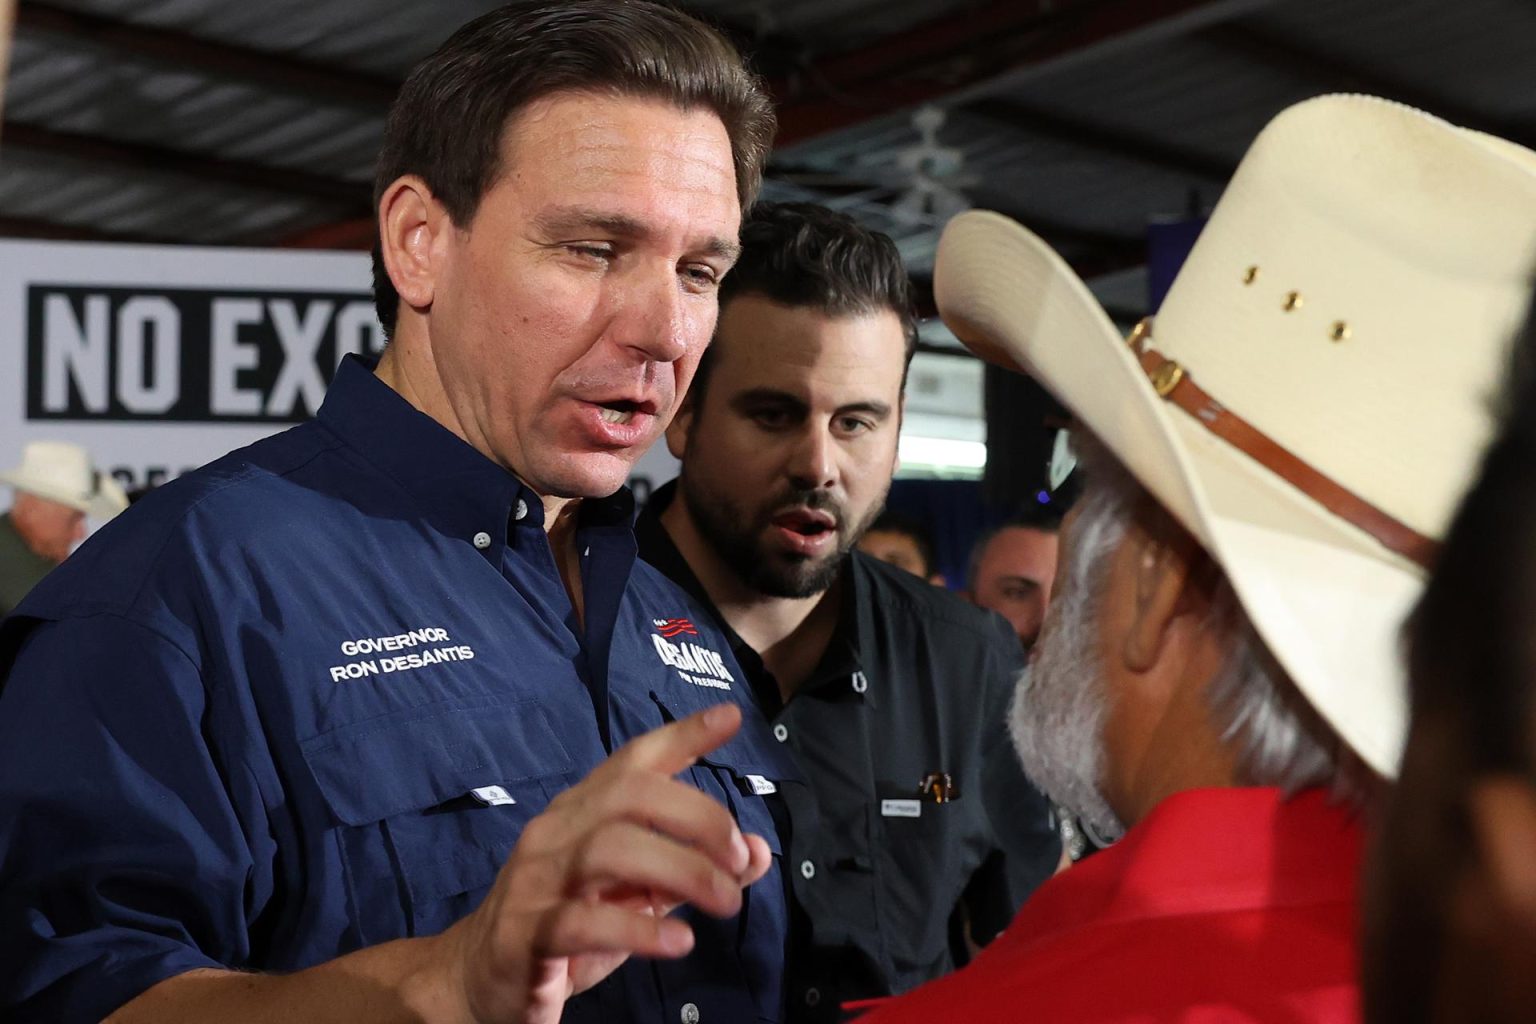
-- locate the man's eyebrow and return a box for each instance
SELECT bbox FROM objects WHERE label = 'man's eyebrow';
[837,401,893,421]
[730,387,808,412]
[533,206,740,262]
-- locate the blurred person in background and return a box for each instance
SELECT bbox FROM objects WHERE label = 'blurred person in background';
[0,441,126,616]
[857,93,1536,1023]
[856,509,946,585]
[965,506,1061,652]
[1364,296,1536,1024]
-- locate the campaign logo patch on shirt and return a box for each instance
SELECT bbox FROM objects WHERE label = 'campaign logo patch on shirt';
[650,617,735,691]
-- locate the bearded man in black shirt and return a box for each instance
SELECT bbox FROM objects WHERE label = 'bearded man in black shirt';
[636,201,1061,1023]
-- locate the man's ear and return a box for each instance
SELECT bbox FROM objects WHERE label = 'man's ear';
[666,392,696,460]
[377,175,450,312]
[1121,505,1205,673]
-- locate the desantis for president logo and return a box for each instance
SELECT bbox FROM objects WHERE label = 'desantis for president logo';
[650,617,733,690]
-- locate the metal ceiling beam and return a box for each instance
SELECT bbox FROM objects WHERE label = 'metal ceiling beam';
[2,120,371,208]
[962,98,1236,182]
[0,213,179,244]
[1196,22,1536,150]
[772,0,1269,148]
[15,0,399,109]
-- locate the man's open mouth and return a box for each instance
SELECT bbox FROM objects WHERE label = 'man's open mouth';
[595,399,655,426]
[771,507,838,538]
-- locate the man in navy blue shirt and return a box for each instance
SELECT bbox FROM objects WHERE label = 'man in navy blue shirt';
[0,4,794,1023]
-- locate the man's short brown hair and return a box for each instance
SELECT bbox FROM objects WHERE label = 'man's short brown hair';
[371,0,775,337]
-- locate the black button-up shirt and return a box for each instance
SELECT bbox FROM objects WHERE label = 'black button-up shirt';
[638,483,1060,1022]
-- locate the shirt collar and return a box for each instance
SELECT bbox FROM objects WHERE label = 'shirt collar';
[317,355,635,549]
[1003,787,1363,947]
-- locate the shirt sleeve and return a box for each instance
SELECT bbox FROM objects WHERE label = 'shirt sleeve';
[964,614,1062,944]
[0,614,263,1023]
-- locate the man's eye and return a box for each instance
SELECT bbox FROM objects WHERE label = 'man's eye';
[566,244,613,261]
[751,408,791,429]
[836,417,873,436]
[681,264,719,289]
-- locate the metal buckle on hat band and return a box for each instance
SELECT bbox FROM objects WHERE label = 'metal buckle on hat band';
[1126,317,1440,570]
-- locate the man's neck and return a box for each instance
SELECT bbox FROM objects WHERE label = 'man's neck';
[546,498,586,629]
[376,340,585,618]
[660,494,840,700]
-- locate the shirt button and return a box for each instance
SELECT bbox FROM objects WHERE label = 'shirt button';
[800,859,816,880]
[472,531,491,550]
[805,988,822,1007]
[772,723,789,743]
[514,498,529,521]
[851,671,868,694]
[680,1002,700,1024]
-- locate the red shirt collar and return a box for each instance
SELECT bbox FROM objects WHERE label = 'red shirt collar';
[999,786,1364,954]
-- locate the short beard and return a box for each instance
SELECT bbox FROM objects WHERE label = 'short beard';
[1008,486,1128,842]
[678,471,885,599]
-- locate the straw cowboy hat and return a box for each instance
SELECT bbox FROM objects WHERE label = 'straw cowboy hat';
[1,441,128,521]
[934,94,1536,777]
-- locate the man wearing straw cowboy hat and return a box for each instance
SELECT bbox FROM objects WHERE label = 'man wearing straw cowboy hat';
[0,441,127,615]
[857,94,1536,1022]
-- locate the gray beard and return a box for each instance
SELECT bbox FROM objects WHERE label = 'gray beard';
[1008,534,1126,842]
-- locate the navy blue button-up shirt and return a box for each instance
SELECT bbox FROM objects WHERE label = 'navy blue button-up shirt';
[0,357,794,1024]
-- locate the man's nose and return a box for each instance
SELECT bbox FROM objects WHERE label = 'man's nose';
[786,425,837,491]
[610,263,691,364]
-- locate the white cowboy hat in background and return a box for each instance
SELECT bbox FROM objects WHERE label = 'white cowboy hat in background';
[1,440,129,521]
[934,94,1536,778]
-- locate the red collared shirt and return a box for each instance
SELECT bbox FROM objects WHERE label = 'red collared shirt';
[855,786,1364,1023]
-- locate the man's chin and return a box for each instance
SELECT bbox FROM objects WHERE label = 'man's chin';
[526,451,642,500]
[752,549,843,599]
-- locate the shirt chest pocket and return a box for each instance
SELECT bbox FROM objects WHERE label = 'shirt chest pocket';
[301,699,577,945]
[649,691,792,1023]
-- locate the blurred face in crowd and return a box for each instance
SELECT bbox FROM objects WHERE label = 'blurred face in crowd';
[858,528,939,584]
[971,525,1059,649]
[668,294,905,597]
[10,491,86,564]
[380,91,741,499]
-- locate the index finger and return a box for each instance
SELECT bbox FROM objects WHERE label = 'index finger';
[610,703,744,777]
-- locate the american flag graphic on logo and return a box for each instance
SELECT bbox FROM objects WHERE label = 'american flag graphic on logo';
[653,617,700,638]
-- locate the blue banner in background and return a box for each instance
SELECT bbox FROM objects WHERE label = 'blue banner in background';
[1147,217,1206,312]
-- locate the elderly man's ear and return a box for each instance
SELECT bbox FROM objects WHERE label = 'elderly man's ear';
[1120,501,1218,675]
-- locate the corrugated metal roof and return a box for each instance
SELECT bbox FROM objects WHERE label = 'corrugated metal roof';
[1,0,1532,314]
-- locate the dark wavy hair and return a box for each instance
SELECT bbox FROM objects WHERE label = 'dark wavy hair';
[370,0,775,338]
[694,200,920,399]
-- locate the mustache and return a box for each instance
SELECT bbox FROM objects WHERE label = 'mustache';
[765,488,844,525]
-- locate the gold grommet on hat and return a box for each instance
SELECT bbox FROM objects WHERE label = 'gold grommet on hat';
[1243,265,1260,284]
[1330,321,1351,342]
[1283,291,1303,311]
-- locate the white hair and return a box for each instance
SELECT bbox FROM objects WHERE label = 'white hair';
[1011,444,1372,835]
